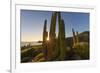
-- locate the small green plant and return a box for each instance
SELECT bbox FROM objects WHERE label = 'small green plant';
[32,53,46,62]
[74,42,89,59]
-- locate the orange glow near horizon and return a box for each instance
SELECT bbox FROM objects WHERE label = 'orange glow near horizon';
[21,35,43,42]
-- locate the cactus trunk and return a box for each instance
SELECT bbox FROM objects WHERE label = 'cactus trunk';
[42,20,48,59]
[47,12,57,60]
[58,12,66,60]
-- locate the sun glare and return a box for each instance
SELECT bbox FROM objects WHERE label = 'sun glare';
[47,36,49,41]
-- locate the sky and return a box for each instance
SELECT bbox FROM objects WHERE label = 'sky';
[21,10,89,42]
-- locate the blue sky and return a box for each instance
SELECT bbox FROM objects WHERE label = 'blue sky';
[21,10,89,42]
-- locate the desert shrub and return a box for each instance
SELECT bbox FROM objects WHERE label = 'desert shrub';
[74,42,89,59]
[21,47,41,62]
[38,57,45,62]
[21,48,33,59]
[32,53,45,62]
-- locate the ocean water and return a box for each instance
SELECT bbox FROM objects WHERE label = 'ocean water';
[21,42,42,47]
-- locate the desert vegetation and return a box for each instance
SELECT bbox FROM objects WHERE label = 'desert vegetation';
[21,12,89,63]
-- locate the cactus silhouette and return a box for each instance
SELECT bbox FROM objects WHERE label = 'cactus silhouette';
[43,20,48,42]
[42,19,48,59]
[43,12,67,61]
[72,28,79,48]
[47,12,57,60]
[76,31,79,44]
[72,28,76,48]
[58,12,66,60]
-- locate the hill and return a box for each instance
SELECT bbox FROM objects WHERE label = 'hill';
[66,31,89,47]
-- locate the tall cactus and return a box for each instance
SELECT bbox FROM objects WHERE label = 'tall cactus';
[43,20,48,42]
[43,20,48,59]
[47,12,57,60]
[58,12,66,60]
[72,28,79,48]
[49,12,57,39]
[76,31,79,44]
[72,28,76,48]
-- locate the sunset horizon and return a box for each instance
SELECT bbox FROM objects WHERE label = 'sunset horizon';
[21,10,90,63]
[21,10,89,42]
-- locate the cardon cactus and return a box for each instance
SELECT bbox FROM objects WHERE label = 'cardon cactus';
[47,12,57,60]
[42,19,48,59]
[58,12,66,60]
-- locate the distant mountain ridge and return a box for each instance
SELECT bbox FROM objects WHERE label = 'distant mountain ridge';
[66,31,89,47]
